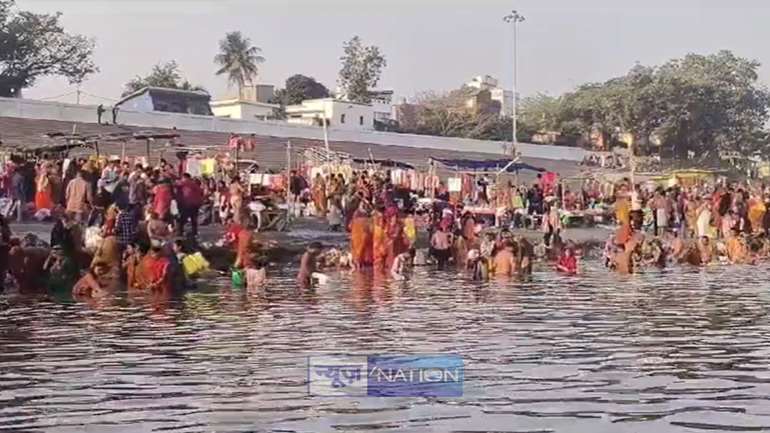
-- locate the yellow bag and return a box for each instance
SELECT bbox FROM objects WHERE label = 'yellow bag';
[182,252,210,277]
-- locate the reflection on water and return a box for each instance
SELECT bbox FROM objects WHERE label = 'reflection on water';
[2,261,770,432]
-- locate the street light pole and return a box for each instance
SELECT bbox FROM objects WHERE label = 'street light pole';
[504,10,525,158]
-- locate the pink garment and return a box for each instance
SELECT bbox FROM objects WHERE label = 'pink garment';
[228,135,242,150]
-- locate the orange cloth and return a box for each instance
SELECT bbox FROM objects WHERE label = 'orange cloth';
[615,197,630,226]
[372,215,387,269]
[615,223,632,245]
[748,198,766,232]
[235,229,253,269]
[350,215,372,266]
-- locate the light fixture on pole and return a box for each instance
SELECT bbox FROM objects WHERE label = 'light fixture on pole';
[503,9,525,157]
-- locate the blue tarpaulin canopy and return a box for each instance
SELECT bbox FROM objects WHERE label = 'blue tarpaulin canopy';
[430,157,545,173]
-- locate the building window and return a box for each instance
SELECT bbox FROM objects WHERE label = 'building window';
[359,116,364,125]
[341,114,346,124]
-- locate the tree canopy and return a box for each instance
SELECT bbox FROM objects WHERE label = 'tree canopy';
[519,51,770,158]
[214,31,264,94]
[274,74,329,106]
[123,61,206,97]
[397,89,510,141]
[338,36,386,104]
[0,0,98,97]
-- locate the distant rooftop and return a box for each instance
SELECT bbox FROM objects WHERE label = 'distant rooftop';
[117,86,213,116]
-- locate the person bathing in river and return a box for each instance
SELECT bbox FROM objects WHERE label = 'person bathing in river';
[670,230,686,263]
[297,242,323,289]
[492,240,518,277]
[430,225,453,270]
[136,246,172,293]
[391,248,415,281]
[726,229,753,265]
[43,245,79,293]
[514,235,533,276]
[697,236,714,265]
[555,247,578,275]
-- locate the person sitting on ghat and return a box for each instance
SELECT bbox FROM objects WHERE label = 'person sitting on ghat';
[555,247,578,275]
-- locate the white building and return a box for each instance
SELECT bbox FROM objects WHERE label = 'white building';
[211,84,279,120]
[211,99,279,120]
[285,98,374,131]
[116,87,213,115]
[369,90,394,124]
[466,75,513,117]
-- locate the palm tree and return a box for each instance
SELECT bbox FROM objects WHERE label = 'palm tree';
[214,31,265,96]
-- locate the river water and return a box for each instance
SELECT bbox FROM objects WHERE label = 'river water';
[2,260,770,433]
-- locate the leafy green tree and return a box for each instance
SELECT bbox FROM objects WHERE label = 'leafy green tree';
[214,31,264,95]
[519,93,562,134]
[338,36,386,103]
[0,0,98,97]
[123,61,206,96]
[653,51,769,159]
[274,74,329,106]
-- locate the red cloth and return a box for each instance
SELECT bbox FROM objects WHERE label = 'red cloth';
[541,172,558,195]
[556,254,577,274]
[176,178,203,208]
[149,256,172,292]
[152,184,173,219]
[225,223,243,245]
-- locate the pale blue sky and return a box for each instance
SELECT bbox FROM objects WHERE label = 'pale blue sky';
[16,0,770,105]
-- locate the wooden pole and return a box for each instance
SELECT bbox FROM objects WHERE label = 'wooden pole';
[121,140,126,162]
[145,139,151,164]
[322,117,330,158]
[235,144,240,177]
[286,140,292,173]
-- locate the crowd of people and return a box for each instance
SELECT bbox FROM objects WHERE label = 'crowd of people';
[2,150,770,299]
[0,153,273,297]
[606,179,770,273]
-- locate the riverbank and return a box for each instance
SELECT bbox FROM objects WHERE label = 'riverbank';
[8,218,613,266]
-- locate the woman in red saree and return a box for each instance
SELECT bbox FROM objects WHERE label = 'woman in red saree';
[350,208,372,268]
[137,248,172,293]
[35,164,54,211]
[372,209,387,270]
[384,207,407,269]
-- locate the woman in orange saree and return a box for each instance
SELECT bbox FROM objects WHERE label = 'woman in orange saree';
[312,174,327,217]
[350,208,372,268]
[372,209,387,270]
[748,194,766,233]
